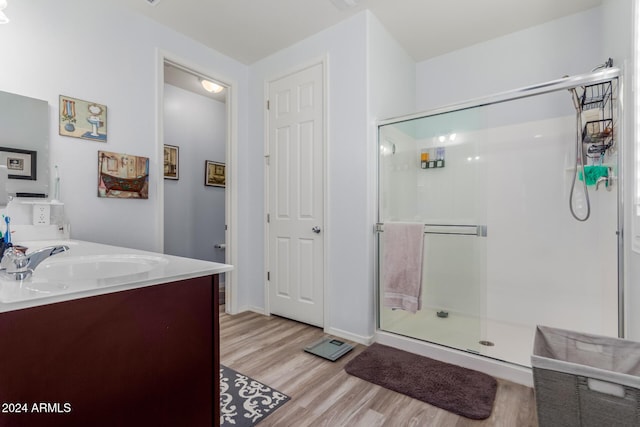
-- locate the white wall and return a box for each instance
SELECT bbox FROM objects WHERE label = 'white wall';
[0,0,248,257]
[247,12,370,332]
[163,84,226,264]
[0,0,416,342]
[367,14,417,121]
[246,11,414,340]
[600,0,638,340]
[414,4,636,338]
[1,0,633,347]
[416,8,605,112]
[367,13,416,333]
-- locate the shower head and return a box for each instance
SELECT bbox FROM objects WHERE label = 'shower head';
[592,58,613,72]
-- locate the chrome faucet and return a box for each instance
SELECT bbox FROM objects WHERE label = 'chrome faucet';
[1,245,70,280]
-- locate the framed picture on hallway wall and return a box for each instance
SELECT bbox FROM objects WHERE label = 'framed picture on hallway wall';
[205,160,225,188]
[164,144,179,180]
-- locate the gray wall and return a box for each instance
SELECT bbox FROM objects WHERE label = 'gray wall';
[163,84,226,264]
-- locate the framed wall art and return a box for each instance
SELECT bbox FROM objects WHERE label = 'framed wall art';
[98,151,149,199]
[164,145,179,180]
[205,160,225,188]
[59,95,108,142]
[0,147,37,180]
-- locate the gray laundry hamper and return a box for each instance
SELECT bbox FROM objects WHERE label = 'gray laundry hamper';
[531,325,640,427]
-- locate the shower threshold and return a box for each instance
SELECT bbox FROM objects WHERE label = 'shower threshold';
[379,306,534,367]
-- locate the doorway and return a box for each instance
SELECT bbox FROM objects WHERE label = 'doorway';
[158,55,237,312]
[266,61,326,327]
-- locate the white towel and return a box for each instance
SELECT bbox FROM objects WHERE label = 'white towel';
[382,222,424,313]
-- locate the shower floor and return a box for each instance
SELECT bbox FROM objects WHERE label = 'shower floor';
[380,307,535,367]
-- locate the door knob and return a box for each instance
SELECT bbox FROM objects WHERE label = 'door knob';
[312,226,321,234]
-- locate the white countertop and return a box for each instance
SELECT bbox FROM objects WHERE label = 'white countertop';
[0,239,233,313]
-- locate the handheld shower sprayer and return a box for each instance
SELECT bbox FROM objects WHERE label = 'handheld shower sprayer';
[568,87,581,111]
[563,76,590,221]
[563,75,582,111]
[565,58,615,222]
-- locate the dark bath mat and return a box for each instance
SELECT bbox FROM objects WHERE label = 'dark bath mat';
[344,343,497,420]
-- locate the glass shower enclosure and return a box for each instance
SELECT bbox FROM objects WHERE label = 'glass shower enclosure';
[376,68,622,367]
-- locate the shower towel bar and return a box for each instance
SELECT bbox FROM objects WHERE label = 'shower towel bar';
[375,223,487,237]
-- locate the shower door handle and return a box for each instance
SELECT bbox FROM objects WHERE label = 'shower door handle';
[312,226,321,234]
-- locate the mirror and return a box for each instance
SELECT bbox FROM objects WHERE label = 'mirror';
[0,91,49,197]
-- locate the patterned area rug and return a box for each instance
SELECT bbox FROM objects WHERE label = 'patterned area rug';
[220,365,290,426]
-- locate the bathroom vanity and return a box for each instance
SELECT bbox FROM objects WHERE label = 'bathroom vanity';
[0,239,232,426]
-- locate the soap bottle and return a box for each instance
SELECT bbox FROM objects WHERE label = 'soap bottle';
[420,150,429,169]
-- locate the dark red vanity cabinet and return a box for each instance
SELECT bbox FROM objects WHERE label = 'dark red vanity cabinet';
[0,274,220,427]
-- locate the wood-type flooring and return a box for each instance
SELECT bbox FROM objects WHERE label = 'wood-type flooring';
[220,310,538,426]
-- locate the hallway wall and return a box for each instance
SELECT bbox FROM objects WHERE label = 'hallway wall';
[163,84,226,264]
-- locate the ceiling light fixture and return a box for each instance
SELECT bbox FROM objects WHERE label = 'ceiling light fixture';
[201,79,224,94]
[0,0,9,24]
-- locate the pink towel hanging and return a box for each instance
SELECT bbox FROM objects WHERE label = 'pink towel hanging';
[382,222,424,313]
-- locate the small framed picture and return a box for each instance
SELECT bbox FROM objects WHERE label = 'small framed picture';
[205,160,225,188]
[0,147,37,180]
[164,145,179,180]
[59,95,108,142]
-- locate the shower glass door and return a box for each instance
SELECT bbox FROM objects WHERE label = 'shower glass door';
[377,78,619,367]
[378,107,490,357]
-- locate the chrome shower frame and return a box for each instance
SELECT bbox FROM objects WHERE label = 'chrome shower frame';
[376,67,625,339]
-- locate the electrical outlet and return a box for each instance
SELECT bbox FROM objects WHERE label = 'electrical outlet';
[32,204,51,226]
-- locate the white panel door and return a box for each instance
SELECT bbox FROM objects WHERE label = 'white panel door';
[268,63,324,327]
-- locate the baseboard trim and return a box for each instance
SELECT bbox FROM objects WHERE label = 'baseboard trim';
[247,306,267,316]
[324,326,374,346]
[227,307,373,346]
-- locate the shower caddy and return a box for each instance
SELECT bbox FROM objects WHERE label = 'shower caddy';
[580,79,615,164]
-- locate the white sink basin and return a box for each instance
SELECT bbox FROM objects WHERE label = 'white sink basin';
[35,254,169,281]
[0,239,231,307]
[0,254,171,301]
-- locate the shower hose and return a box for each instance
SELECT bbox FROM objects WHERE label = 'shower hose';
[569,87,590,222]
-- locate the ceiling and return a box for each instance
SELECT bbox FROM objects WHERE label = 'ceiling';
[114,0,602,65]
